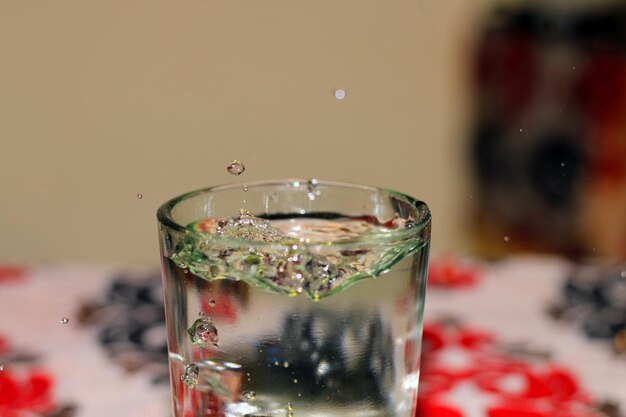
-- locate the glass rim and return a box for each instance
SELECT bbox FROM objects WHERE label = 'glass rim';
[157,179,431,248]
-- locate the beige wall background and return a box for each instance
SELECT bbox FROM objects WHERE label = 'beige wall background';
[0,0,500,264]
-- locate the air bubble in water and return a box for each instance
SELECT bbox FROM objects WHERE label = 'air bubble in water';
[188,318,219,347]
[61,317,69,324]
[208,299,216,307]
[293,378,298,384]
[243,185,248,192]
[274,361,280,366]
[269,192,278,201]
[621,271,626,278]
[283,361,289,368]
[136,193,143,199]
[0,364,4,371]
[217,209,287,242]
[227,160,245,176]
[315,360,331,377]
[181,363,199,388]
[334,88,346,100]
[286,402,294,417]
[504,236,510,242]
[243,390,257,400]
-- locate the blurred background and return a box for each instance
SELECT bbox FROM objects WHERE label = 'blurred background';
[1,0,624,264]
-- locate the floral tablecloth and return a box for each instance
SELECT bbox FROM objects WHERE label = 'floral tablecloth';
[1,257,625,417]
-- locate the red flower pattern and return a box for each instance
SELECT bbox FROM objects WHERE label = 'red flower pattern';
[427,258,481,289]
[416,322,602,417]
[0,334,59,417]
[0,267,25,284]
[0,370,55,417]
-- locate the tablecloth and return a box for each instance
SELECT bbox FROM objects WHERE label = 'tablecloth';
[0,256,625,417]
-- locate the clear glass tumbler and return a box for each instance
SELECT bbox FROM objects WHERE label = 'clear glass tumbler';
[157,180,431,417]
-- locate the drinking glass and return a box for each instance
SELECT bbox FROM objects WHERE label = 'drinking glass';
[157,179,431,417]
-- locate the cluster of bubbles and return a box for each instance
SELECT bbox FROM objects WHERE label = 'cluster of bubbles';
[306,179,320,201]
[60,316,69,324]
[188,318,219,347]
[172,208,415,300]
[216,209,286,242]
[181,363,199,388]
[181,310,302,413]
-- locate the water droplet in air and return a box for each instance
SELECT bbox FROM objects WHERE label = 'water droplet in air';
[227,160,245,176]
[283,361,289,368]
[136,193,143,199]
[243,185,248,192]
[504,236,510,242]
[334,88,346,100]
[293,378,298,384]
[242,390,257,400]
[188,318,219,347]
[307,179,321,200]
[61,317,69,324]
[181,363,199,388]
[208,299,216,307]
[0,364,4,371]
[274,361,280,366]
